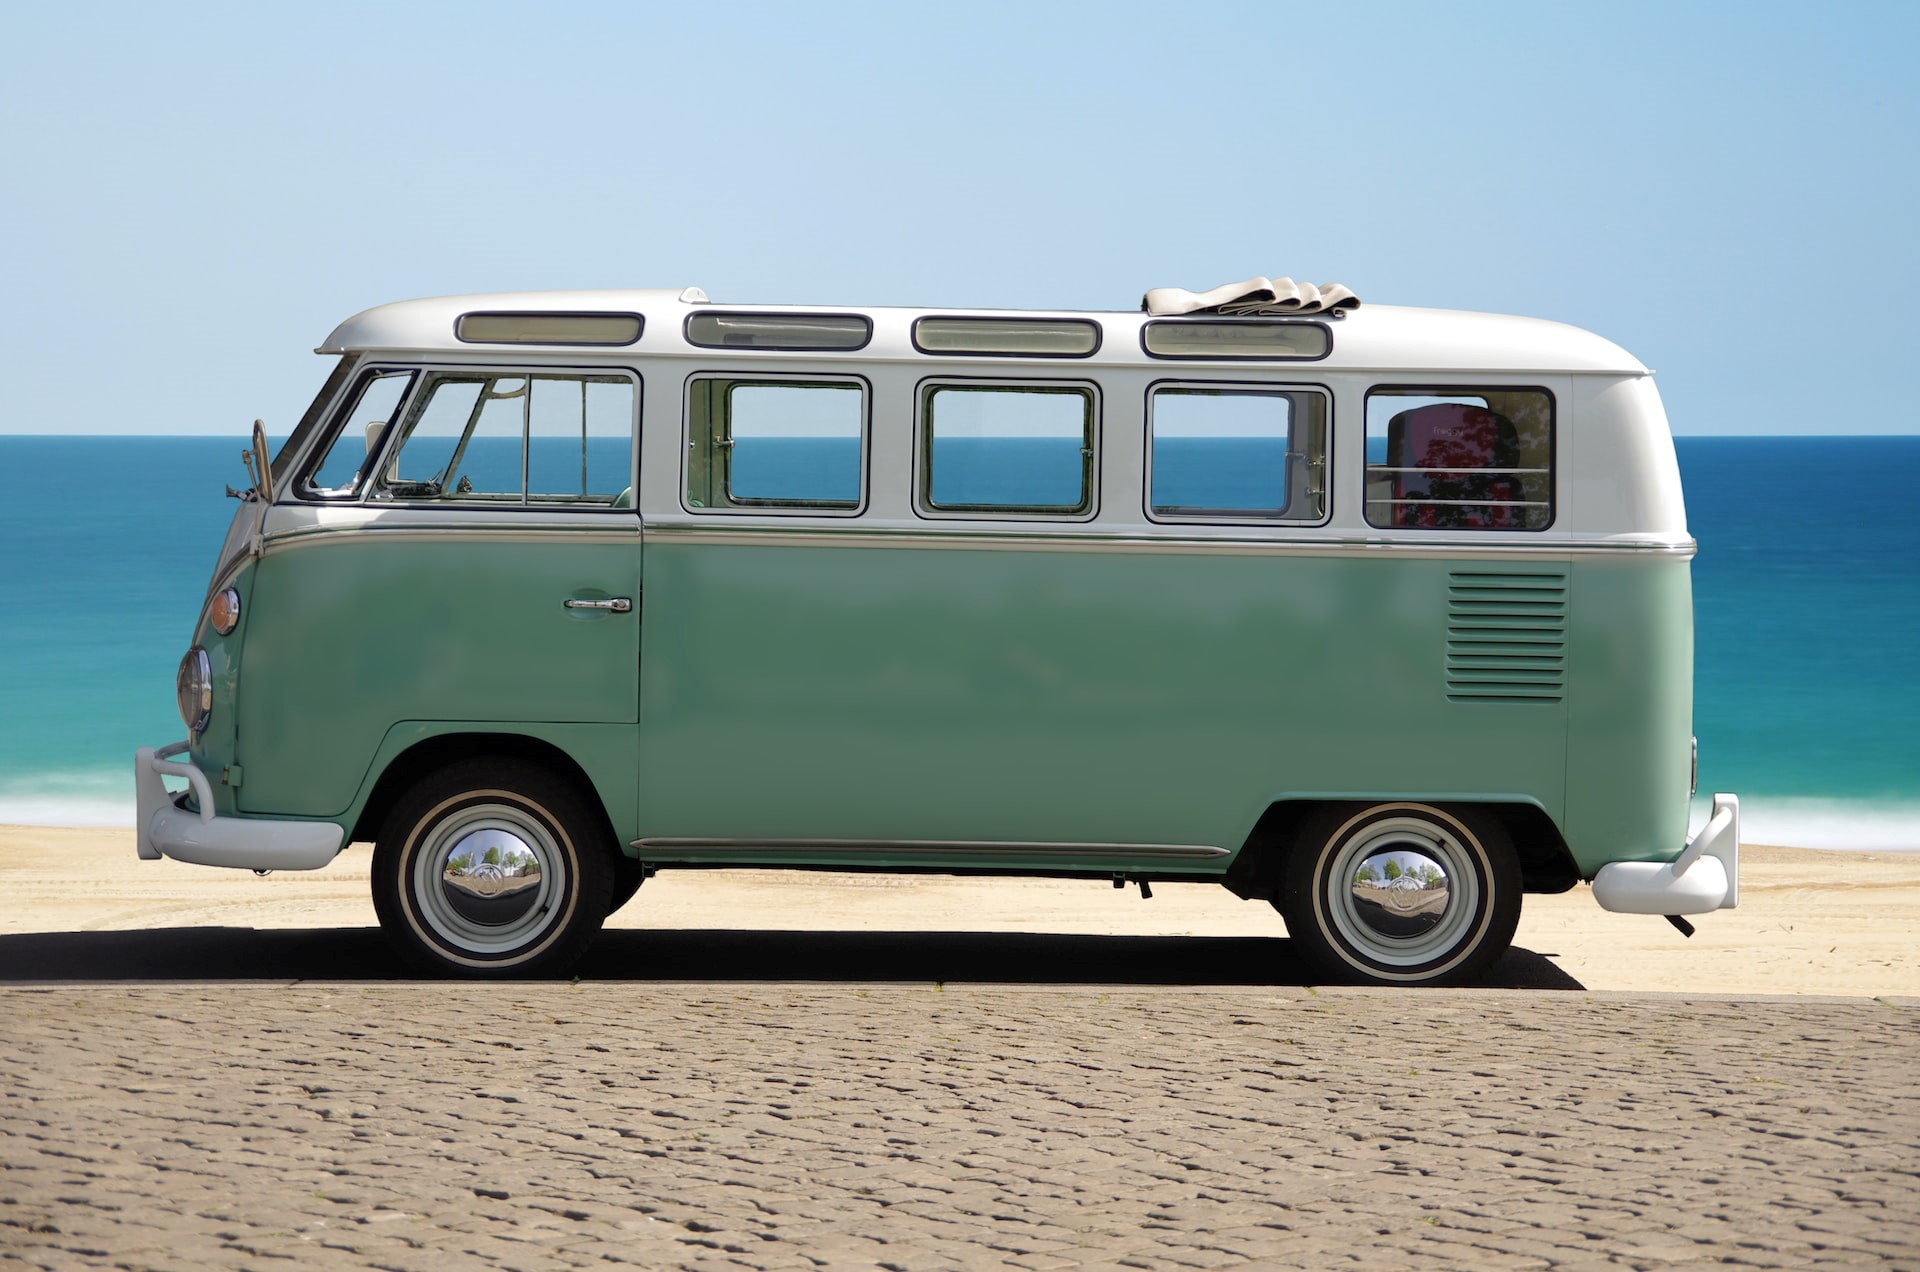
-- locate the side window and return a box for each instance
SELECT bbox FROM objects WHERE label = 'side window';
[684,377,866,512]
[1148,385,1327,522]
[388,376,517,497]
[299,368,415,497]
[379,371,635,507]
[1364,388,1553,530]
[529,378,634,502]
[919,382,1096,516]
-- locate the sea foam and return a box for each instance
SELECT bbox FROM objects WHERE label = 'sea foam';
[0,773,136,827]
[1700,796,1920,853]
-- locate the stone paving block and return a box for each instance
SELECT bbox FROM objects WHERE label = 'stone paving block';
[2,986,1918,1269]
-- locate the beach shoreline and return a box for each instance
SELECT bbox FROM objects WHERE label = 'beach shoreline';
[7,824,1918,996]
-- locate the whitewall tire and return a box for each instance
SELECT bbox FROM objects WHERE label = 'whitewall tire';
[372,760,612,977]
[1278,802,1521,986]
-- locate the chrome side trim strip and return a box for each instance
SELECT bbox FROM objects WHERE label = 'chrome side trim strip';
[263,525,642,552]
[257,516,1695,561]
[642,525,1696,560]
[632,837,1230,861]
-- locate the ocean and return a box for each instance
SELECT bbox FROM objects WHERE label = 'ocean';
[1,435,1915,848]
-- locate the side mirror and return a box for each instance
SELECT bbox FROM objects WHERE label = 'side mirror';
[251,419,274,504]
[364,419,387,456]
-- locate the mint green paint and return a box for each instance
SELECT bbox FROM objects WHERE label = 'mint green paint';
[186,558,256,818]
[634,541,1572,872]
[352,719,641,840]
[204,525,1688,880]
[1563,556,1694,873]
[234,531,640,818]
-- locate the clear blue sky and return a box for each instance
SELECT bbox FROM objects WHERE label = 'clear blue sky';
[2,1,1913,436]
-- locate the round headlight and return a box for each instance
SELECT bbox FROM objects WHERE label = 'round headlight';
[211,587,242,636]
[176,647,212,733]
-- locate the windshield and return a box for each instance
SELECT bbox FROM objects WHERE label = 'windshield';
[269,355,356,485]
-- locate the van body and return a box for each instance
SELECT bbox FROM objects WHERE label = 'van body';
[136,286,1740,983]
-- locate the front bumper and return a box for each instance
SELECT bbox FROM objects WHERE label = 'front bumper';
[1591,793,1740,915]
[135,741,343,870]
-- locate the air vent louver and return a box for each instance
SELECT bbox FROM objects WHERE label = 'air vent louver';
[1446,571,1567,704]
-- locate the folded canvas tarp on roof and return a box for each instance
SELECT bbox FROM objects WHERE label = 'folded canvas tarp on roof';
[1142,276,1360,317]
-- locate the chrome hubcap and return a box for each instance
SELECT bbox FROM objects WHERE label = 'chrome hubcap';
[440,827,546,927]
[1325,816,1481,967]
[413,804,567,955]
[1349,845,1451,939]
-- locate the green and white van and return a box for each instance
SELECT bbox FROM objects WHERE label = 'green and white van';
[136,281,1739,984]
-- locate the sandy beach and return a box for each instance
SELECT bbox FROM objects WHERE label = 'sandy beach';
[5,824,1915,994]
[7,825,1920,1268]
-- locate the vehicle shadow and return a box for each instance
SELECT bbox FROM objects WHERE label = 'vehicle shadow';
[0,927,1585,990]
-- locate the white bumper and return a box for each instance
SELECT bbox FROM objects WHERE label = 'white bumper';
[1591,793,1740,915]
[136,742,344,871]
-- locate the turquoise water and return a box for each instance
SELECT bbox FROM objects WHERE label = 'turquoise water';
[1681,437,1920,847]
[1,435,1915,847]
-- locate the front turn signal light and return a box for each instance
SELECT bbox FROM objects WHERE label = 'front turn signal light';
[211,588,242,636]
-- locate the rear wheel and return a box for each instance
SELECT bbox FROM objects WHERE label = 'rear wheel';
[1277,802,1520,986]
[372,759,612,976]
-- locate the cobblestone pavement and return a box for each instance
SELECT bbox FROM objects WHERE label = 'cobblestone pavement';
[3,983,1917,1270]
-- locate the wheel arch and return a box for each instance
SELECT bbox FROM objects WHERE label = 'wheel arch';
[1225,796,1578,901]
[350,729,620,852]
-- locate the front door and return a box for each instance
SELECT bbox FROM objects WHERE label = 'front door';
[238,367,641,819]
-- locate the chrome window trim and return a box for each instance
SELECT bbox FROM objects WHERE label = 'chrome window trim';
[358,363,642,514]
[274,354,361,490]
[1140,318,1333,361]
[684,310,874,353]
[1142,379,1334,528]
[910,315,1103,359]
[911,375,1102,524]
[454,310,644,347]
[1362,384,1558,533]
[678,371,872,518]
[291,362,420,504]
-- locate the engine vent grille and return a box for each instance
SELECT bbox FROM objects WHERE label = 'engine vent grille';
[1446,571,1567,704]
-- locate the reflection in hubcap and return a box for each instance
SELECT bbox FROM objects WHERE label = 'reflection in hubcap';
[1348,845,1452,939]
[440,828,545,927]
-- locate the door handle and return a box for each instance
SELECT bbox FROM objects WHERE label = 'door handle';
[564,597,632,613]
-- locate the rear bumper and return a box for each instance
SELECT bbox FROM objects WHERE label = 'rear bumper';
[136,742,343,871]
[1591,793,1740,915]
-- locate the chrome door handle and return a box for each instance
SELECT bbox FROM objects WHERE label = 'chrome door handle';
[564,597,632,613]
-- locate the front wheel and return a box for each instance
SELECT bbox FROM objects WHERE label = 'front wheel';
[372,759,612,976]
[607,855,645,915]
[1277,802,1520,986]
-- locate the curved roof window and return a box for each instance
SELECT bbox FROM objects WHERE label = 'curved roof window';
[686,312,871,351]
[454,312,643,346]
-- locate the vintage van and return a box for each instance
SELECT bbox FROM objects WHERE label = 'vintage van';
[135,279,1740,984]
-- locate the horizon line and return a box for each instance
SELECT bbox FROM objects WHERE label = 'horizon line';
[5,431,1919,442]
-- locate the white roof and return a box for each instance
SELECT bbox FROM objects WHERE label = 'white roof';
[318,288,1648,376]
